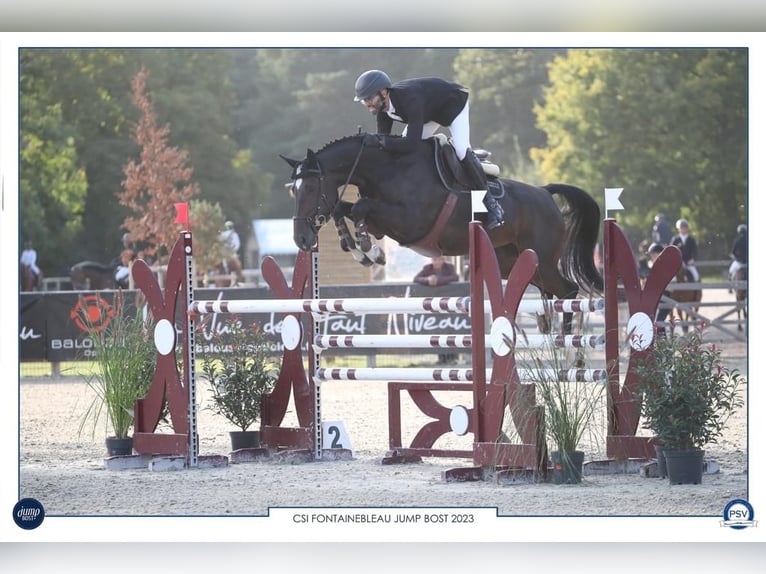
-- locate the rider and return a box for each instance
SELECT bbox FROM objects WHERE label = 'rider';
[353,69,505,230]
[219,220,241,272]
[670,218,700,282]
[20,240,42,287]
[728,223,747,281]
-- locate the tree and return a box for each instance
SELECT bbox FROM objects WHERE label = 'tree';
[119,67,200,261]
[19,50,90,274]
[188,199,227,279]
[453,48,563,178]
[531,49,746,255]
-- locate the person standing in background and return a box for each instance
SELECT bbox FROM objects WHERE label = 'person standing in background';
[413,255,459,287]
[413,255,460,364]
[651,213,672,246]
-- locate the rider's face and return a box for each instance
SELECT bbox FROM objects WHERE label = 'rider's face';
[361,90,387,114]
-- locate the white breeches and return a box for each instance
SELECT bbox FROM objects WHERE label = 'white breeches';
[402,101,472,160]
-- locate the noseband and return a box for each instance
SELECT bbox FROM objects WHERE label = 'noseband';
[292,140,367,231]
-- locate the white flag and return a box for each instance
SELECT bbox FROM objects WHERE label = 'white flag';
[604,187,624,211]
[471,189,487,220]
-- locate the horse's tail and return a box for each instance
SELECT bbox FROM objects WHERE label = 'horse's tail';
[544,183,604,295]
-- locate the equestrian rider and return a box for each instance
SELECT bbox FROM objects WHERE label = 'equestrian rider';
[353,69,505,230]
[20,240,42,285]
[728,223,747,281]
[670,218,700,282]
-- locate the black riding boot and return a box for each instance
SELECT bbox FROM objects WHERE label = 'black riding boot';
[461,149,504,230]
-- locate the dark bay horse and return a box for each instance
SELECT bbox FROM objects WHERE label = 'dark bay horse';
[70,261,117,290]
[20,263,42,291]
[667,264,702,334]
[281,133,603,332]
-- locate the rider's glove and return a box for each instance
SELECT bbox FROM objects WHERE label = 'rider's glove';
[363,133,384,149]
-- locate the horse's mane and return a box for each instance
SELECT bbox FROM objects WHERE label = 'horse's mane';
[315,133,363,155]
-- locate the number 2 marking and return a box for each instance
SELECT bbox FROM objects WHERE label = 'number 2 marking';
[327,425,342,448]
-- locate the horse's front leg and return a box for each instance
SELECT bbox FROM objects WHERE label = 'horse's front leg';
[332,202,375,267]
[351,199,386,265]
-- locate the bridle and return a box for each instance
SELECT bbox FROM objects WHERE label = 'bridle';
[291,139,367,231]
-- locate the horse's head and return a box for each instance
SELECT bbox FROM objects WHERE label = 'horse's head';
[281,148,338,251]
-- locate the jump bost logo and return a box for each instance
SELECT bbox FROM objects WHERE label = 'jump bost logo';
[13,498,45,530]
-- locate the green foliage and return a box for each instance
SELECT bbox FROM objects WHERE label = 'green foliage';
[454,48,563,176]
[516,335,605,454]
[19,65,88,273]
[532,48,746,255]
[188,200,227,277]
[20,47,747,272]
[77,293,156,439]
[200,318,278,432]
[633,329,744,450]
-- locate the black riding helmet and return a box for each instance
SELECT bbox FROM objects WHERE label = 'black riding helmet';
[647,242,664,255]
[354,70,392,101]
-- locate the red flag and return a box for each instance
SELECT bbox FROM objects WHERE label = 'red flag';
[174,202,189,230]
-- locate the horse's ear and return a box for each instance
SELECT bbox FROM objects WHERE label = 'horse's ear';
[279,154,301,169]
[306,149,319,169]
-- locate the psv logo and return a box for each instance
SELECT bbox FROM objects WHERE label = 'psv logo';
[70,295,116,333]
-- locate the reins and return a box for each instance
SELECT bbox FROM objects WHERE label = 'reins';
[294,138,367,230]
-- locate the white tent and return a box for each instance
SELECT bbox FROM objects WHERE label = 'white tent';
[247,219,299,269]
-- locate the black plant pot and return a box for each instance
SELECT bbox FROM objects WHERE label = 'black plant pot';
[105,436,133,457]
[230,430,261,451]
[664,448,704,485]
[551,450,585,484]
[654,444,667,478]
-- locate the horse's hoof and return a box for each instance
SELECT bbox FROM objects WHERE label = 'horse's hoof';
[364,245,386,266]
[349,249,375,267]
[358,237,372,252]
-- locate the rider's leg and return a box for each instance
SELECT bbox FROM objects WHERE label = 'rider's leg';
[450,103,504,230]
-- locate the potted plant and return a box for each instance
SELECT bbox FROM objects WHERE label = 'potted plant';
[200,317,278,452]
[517,335,605,484]
[633,328,743,484]
[77,292,156,456]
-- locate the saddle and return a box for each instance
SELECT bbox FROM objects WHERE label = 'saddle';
[430,134,505,199]
[400,137,506,258]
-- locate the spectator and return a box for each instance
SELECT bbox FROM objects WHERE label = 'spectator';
[20,240,42,287]
[671,218,700,282]
[413,255,460,364]
[728,223,747,281]
[413,255,459,287]
[651,213,672,246]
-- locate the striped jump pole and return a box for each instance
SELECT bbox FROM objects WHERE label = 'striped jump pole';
[188,296,603,317]
[313,333,605,351]
[316,366,608,383]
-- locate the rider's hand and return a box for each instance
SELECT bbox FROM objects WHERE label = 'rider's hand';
[363,133,383,148]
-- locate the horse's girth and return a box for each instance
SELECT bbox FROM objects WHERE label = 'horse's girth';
[400,193,459,257]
